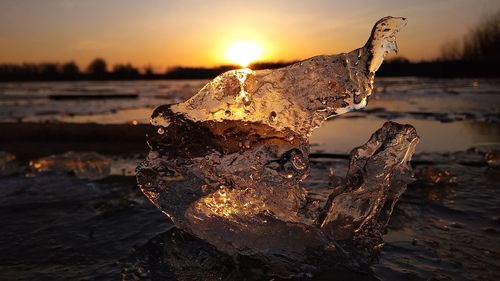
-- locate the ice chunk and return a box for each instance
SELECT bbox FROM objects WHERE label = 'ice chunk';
[0,151,17,176]
[30,151,110,180]
[121,227,245,280]
[137,17,412,277]
[415,167,457,185]
[122,227,382,280]
[165,16,407,137]
[321,122,418,240]
[484,150,500,168]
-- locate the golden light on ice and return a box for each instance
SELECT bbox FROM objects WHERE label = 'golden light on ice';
[226,41,263,67]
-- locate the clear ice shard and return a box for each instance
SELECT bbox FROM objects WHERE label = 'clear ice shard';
[137,17,415,277]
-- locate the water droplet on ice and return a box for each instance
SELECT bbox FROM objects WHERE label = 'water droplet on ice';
[243,139,251,149]
[268,111,277,123]
[291,152,306,170]
[149,151,159,160]
[255,151,264,160]
[243,96,251,106]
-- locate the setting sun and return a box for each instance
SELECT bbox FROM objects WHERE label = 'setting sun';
[226,41,263,67]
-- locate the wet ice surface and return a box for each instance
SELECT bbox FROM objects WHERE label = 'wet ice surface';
[1,81,500,280]
[0,151,499,280]
[375,158,500,281]
[0,175,171,280]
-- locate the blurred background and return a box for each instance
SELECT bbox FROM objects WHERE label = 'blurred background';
[0,1,499,281]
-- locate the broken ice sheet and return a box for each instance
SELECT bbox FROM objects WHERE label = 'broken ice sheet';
[137,17,415,278]
[30,151,111,180]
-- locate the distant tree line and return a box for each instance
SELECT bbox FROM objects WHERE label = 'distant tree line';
[2,55,498,81]
[0,58,297,81]
[440,10,500,63]
[0,58,156,81]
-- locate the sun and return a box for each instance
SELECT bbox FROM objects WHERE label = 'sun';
[226,41,263,68]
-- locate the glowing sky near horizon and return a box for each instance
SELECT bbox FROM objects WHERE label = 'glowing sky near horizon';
[0,0,499,69]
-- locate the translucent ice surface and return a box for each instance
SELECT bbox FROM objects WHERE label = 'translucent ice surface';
[169,17,407,136]
[137,17,414,278]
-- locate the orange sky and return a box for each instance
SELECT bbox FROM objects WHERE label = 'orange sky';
[1,0,499,69]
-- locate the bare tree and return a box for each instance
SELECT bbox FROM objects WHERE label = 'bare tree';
[462,10,500,62]
[86,58,108,76]
[440,9,500,62]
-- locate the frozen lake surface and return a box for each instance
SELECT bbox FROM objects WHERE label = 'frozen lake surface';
[0,77,499,280]
[1,77,499,154]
